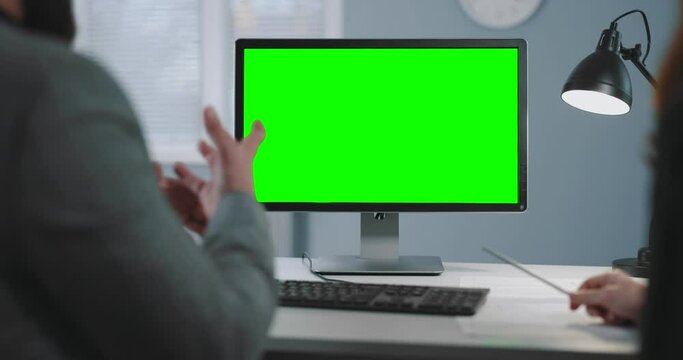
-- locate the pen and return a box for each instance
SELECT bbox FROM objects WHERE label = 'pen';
[482,246,571,295]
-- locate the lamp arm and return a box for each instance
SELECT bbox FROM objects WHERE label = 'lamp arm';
[620,44,658,88]
[629,58,658,88]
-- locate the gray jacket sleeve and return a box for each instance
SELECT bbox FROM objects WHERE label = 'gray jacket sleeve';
[16,56,276,360]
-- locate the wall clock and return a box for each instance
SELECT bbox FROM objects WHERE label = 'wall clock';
[459,0,543,29]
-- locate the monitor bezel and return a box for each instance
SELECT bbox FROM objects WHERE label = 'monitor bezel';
[235,39,527,212]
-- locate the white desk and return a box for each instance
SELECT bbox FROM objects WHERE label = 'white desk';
[265,258,639,360]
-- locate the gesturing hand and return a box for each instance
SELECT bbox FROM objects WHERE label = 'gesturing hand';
[202,106,265,198]
[153,162,208,234]
[569,270,647,325]
[160,107,265,232]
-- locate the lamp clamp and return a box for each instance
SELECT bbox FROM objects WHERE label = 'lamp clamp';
[619,43,658,87]
[619,43,642,62]
[602,9,658,88]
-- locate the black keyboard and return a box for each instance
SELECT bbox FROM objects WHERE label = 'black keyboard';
[278,280,489,316]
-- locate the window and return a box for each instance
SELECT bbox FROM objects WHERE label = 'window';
[73,0,342,163]
[231,0,340,38]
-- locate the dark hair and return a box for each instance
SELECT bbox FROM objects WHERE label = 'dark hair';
[642,3,683,360]
[22,0,76,44]
[654,2,683,111]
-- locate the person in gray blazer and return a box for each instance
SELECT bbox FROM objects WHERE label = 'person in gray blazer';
[0,1,276,359]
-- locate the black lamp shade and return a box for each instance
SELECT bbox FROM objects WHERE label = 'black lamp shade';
[562,49,632,115]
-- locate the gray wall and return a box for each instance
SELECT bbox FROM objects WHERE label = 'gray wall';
[303,0,679,266]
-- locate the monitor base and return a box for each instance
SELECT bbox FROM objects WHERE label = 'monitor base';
[312,255,444,275]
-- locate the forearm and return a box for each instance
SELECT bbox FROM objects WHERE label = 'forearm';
[202,192,277,360]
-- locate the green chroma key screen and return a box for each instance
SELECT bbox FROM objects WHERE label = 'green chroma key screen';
[242,47,519,204]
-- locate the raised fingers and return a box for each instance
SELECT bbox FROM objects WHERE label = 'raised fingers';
[174,162,205,194]
[244,120,266,156]
[198,139,217,158]
[198,140,219,167]
[203,107,234,158]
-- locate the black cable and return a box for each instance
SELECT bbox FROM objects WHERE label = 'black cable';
[611,9,652,65]
[301,252,353,283]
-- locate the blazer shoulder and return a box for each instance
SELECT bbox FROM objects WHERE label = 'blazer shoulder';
[0,24,133,120]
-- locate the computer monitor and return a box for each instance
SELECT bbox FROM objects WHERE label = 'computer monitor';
[236,39,527,275]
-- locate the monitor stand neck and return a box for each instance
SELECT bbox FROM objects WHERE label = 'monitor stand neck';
[361,212,399,260]
[311,213,444,275]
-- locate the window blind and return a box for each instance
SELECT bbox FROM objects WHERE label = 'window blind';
[74,0,340,162]
[75,0,201,158]
[231,0,326,38]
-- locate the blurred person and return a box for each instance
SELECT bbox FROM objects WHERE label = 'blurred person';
[0,1,276,359]
[570,1,683,358]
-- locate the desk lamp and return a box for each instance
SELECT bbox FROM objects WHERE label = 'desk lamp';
[561,9,655,277]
